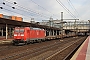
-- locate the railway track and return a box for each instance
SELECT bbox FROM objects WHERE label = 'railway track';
[46,37,86,60]
[0,36,86,60]
[63,39,84,60]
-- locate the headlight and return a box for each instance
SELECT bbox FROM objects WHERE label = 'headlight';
[14,34,17,36]
[21,34,24,36]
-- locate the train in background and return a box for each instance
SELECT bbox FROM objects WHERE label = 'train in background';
[77,32,89,36]
[13,27,76,45]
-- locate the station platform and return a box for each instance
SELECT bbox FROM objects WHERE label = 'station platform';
[71,36,90,60]
[0,36,13,44]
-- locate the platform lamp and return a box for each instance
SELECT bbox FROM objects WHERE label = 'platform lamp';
[88,20,90,35]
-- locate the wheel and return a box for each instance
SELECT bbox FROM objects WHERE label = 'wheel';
[25,41,28,45]
[12,43,15,45]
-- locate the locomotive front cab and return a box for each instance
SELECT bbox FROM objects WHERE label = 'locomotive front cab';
[13,27,25,44]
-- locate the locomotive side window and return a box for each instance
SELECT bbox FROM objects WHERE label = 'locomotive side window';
[15,29,19,33]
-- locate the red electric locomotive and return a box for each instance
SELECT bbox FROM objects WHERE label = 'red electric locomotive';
[13,27,45,45]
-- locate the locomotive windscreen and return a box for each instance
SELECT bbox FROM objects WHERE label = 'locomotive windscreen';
[15,29,24,33]
[20,29,24,33]
[15,29,19,33]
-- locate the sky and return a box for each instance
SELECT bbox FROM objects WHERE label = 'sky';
[0,0,89,22]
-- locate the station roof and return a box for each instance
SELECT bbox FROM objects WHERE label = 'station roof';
[0,18,60,30]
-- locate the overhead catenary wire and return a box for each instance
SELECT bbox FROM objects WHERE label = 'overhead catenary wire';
[1,2,48,18]
[0,6,33,20]
[2,0,50,19]
[0,2,34,20]
[56,0,77,19]
[0,3,51,22]
[30,0,58,18]
[67,0,79,17]
[0,2,41,20]
[58,0,77,19]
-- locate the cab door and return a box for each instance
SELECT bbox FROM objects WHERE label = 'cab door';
[27,30,30,40]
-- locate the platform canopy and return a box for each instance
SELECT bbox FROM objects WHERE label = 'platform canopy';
[0,18,60,30]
